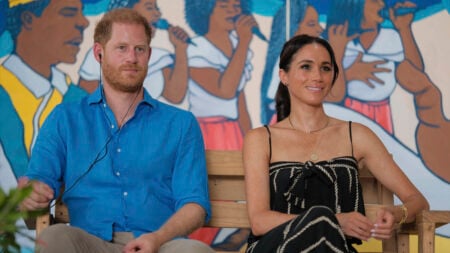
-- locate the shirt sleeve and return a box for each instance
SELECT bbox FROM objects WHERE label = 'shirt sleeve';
[171,112,211,222]
[26,105,66,197]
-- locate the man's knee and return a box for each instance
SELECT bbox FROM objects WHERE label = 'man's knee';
[36,224,75,252]
[160,239,215,253]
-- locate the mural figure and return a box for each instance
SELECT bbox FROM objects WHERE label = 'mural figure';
[0,0,88,180]
[395,59,450,182]
[185,0,257,150]
[260,0,323,125]
[78,0,190,104]
[184,0,261,250]
[0,0,88,251]
[326,0,450,182]
[326,0,424,134]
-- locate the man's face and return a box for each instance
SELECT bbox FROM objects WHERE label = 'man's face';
[29,0,88,64]
[101,22,151,93]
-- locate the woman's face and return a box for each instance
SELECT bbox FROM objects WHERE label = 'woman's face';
[362,0,385,28]
[133,0,161,38]
[295,6,323,37]
[279,43,334,106]
[209,0,242,31]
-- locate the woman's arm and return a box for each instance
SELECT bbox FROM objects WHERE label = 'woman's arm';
[353,123,429,223]
[243,128,296,236]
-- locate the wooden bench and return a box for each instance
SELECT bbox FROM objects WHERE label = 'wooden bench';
[35,150,450,253]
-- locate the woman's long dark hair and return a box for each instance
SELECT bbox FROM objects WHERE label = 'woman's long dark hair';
[275,35,339,121]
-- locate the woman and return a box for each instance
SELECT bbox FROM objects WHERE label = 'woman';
[243,35,429,252]
[185,0,256,150]
[78,0,190,104]
[260,0,323,125]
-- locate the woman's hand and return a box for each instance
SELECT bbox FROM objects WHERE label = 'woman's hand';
[371,207,396,240]
[336,212,374,241]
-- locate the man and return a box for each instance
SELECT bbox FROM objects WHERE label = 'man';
[19,8,213,253]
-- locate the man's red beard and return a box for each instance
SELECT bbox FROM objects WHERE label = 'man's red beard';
[102,62,147,93]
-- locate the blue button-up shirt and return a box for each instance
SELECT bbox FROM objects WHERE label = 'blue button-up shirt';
[27,87,211,241]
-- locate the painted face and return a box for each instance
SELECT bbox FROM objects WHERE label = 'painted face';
[295,6,323,37]
[280,43,334,105]
[362,0,385,28]
[133,0,161,38]
[101,23,151,93]
[210,0,242,31]
[30,0,88,64]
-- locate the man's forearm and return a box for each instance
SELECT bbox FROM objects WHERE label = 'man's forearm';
[152,203,206,244]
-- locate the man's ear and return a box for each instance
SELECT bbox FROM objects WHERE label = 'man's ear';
[147,47,152,61]
[93,43,103,63]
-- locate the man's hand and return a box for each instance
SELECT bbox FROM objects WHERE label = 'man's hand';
[123,233,162,253]
[18,177,54,211]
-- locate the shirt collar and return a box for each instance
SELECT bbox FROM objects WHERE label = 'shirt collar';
[88,84,157,108]
[3,54,69,98]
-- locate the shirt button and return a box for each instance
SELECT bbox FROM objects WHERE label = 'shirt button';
[111,125,115,129]
[117,148,121,153]
[116,172,120,176]
[123,192,128,196]
[103,103,107,108]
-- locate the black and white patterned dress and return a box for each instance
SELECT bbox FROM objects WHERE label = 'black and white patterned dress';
[246,122,365,253]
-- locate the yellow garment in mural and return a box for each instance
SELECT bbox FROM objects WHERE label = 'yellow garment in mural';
[0,66,65,154]
[9,0,35,8]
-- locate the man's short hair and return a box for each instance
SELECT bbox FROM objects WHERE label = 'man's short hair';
[94,8,152,46]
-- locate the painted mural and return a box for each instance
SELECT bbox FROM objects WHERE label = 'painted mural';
[0,0,449,252]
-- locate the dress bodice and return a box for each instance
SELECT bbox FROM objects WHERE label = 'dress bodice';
[268,157,365,216]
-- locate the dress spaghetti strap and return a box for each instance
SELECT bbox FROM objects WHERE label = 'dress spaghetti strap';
[263,125,272,162]
[348,121,354,157]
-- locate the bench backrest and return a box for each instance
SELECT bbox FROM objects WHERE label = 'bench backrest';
[37,150,401,253]
[205,150,393,227]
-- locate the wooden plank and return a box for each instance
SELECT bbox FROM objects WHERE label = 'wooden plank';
[207,201,249,228]
[417,221,435,253]
[206,150,244,176]
[36,213,51,237]
[208,177,246,201]
[418,210,450,226]
[54,202,69,223]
